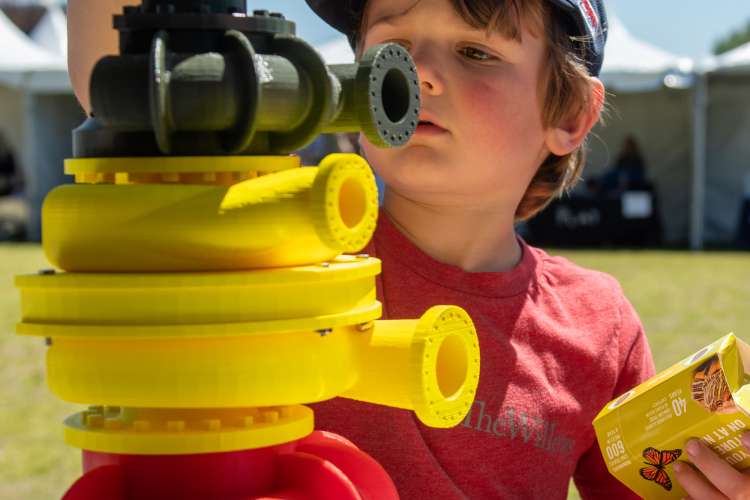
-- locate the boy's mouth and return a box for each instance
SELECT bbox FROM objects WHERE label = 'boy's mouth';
[415,114,448,137]
[415,121,448,137]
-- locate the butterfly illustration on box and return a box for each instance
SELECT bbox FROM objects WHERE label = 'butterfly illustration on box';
[639,447,682,491]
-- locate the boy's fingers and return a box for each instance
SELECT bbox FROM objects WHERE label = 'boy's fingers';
[673,461,725,500]
[684,438,750,499]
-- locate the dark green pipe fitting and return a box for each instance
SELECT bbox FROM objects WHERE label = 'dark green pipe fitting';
[78,3,420,157]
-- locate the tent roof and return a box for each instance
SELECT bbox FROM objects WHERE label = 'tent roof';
[316,36,354,65]
[30,5,67,57]
[0,7,67,92]
[600,14,693,92]
[704,41,750,74]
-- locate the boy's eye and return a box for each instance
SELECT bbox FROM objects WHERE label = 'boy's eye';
[459,46,495,62]
[388,39,412,51]
[380,39,411,51]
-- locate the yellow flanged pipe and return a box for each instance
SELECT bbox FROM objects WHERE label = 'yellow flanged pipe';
[345,305,480,428]
[32,308,479,419]
[17,254,480,424]
[43,154,378,271]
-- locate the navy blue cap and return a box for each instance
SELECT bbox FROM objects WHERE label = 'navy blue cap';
[304,0,608,76]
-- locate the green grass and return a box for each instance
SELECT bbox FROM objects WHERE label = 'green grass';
[1,244,748,498]
[0,244,80,500]
[552,249,750,371]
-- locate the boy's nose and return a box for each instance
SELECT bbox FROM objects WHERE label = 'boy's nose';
[416,68,444,96]
[411,49,444,96]
[416,64,443,95]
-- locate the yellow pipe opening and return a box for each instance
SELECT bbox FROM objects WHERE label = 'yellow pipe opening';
[344,305,480,428]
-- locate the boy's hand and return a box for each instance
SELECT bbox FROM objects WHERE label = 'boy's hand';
[673,434,750,499]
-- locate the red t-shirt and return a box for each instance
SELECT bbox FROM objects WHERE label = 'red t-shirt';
[313,213,655,499]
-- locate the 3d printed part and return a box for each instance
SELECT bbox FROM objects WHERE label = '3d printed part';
[43,154,378,271]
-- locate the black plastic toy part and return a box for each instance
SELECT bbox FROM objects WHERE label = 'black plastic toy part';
[75,1,420,157]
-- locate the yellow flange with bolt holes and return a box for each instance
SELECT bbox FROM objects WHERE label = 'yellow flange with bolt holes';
[345,305,480,428]
[43,154,379,272]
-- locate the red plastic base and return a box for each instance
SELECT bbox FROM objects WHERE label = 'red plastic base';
[62,431,398,500]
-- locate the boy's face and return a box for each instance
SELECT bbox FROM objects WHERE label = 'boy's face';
[359,0,556,211]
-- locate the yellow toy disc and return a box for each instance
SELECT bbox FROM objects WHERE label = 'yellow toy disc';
[16,255,380,337]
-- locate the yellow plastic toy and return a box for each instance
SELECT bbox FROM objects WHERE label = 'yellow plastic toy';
[15,4,481,498]
[17,152,480,469]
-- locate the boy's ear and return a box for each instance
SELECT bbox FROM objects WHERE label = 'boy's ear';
[544,78,605,156]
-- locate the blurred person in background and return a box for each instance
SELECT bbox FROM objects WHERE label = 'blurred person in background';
[599,134,649,196]
[0,132,21,197]
[738,170,750,249]
[0,131,27,240]
[295,133,361,166]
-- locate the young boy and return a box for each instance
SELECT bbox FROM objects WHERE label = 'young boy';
[303,0,750,498]
[67,1,750,497]
[306,1,645,497]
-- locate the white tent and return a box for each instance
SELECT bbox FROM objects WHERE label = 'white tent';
[601,15,694,92]
[316,36,354,65]
[0,8,68,92]
[705,41,750,74]
[697,42,750,245]
[573,14,702,246]
[0,7,81,241]
[30,4,68,58]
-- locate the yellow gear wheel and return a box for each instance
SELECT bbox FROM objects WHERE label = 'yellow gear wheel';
[65,155,300,179]
[65,405,313,454]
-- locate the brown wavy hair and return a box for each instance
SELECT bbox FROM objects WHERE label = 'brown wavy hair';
[356,0,600,221]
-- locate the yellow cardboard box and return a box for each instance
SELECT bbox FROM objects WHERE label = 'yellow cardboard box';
[593,333,750,499]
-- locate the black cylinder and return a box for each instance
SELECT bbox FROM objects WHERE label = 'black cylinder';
[141,0,246,14]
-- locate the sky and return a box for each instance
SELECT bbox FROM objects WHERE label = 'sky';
[245,0,750,59]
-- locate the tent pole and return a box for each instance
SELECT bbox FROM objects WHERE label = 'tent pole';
[690,72,707,250]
